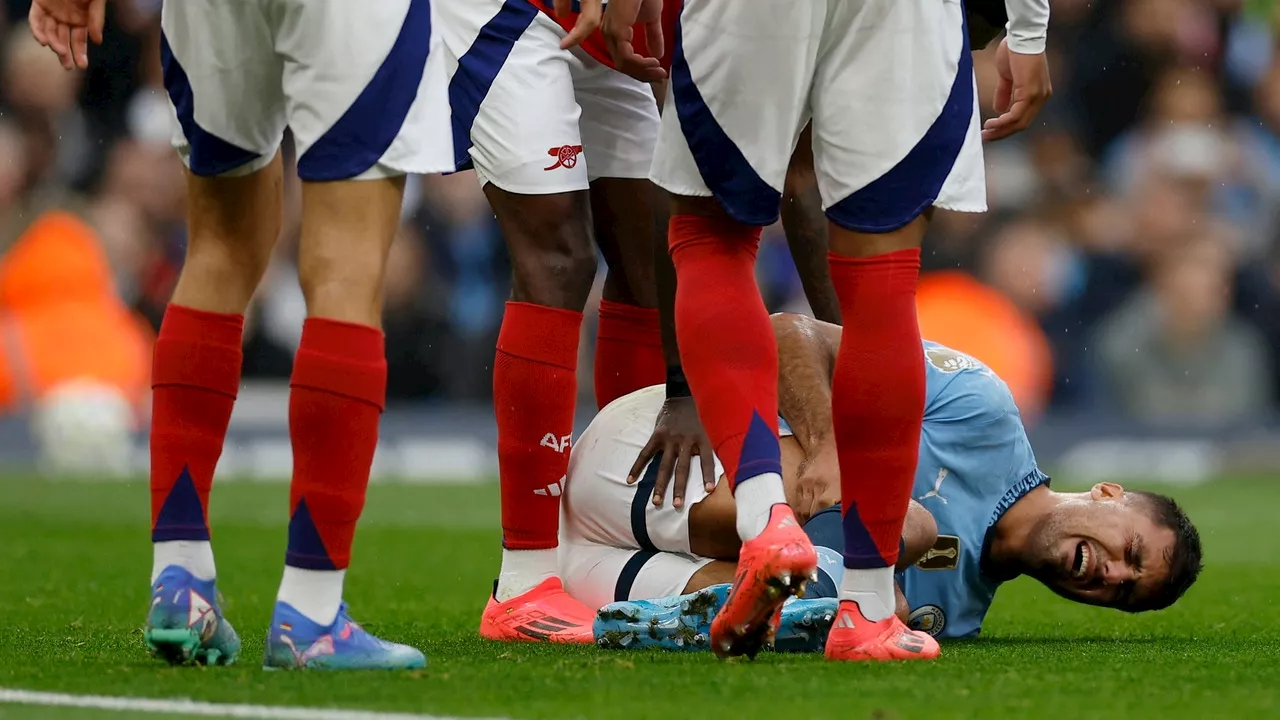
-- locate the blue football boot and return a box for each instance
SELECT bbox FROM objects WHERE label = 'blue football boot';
[144,565,241,666]
[594,583,730,651]
[262,601,426,670]
[771,596,838,653]
[594,583,838,653]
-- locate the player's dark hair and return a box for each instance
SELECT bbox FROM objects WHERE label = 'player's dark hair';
[1128,491,1203,612]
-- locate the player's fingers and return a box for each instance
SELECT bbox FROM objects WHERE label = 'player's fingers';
[700,447,716,493]
[671,442,692,509]
[71,26,89,69]
[45,17,67,54]
[644,19,664,67]
[982,100,1029,142]
[54,23,75,70]
[553,0,572,17]
[560,1,601,50]
[623,53,665,82]
[993,78,1013,115]
[627,437,659,484]
[652,449,677,507]
[28,5,46,44]
[88,0,107,45]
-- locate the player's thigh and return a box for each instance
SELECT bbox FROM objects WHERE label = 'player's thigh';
[564,391,719,561]
[442,1,587,194]
[812,0,986,234]
[560,542,713,608]
[159,0,285,178]
[563,387,666,549]
[650,0,822,226]
[274,0,454,183]
[572,50,659,184]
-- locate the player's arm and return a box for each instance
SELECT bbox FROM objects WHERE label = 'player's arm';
[782,126,842,326]
[771,312,846,518]
[772,312,840,454]
[982,0,1052,141]
[900,500,938,569]
[624,181,716,509]
[894,500,938,624]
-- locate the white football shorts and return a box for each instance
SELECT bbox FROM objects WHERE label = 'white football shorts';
[160,0,454,181]
[558,386,718,610]
[436,0,660,194]
[651,0,987,232]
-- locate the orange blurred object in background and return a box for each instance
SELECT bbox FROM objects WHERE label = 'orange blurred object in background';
[0,211,151,417]
[916,271,1054,424]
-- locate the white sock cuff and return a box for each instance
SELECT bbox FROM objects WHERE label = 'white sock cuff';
[734,473,788,541]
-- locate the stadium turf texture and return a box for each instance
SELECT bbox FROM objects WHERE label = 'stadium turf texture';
[1,476,1277,719]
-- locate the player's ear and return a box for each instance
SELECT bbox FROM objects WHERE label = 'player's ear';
[1090,482,1124,501]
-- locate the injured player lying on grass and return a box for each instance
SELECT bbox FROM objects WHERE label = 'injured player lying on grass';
[558,313,1203,651]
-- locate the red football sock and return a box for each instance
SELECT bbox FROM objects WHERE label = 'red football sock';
[285,319,386,571]
[830,249,925,569]
[593,299,664,409]
[150,305,243,542]
[495,301,583,550]
[668,214,780,487]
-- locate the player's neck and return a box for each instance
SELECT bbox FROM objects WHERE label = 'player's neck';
[985,485,1054,579]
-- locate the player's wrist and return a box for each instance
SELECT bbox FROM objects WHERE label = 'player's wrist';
[665,365,691,400]
[1005,34,1046,55]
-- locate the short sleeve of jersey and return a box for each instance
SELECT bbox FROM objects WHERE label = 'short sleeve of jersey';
[920,344,1039,500]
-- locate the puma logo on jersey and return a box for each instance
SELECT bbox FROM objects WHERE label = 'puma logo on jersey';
[541,433,572,453]
[919,468,949,504]
[544,145,583,171]
[533,476,566,497]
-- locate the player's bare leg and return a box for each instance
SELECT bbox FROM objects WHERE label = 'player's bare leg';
[781,126,841,326]
[823,217,939,662]
[591,178,664,409]
[666,194,817,659]
[260,174,426,670]
[479,187,599,644]
[146,155,283,666]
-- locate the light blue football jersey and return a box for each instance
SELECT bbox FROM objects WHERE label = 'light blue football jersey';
[790,341,1049,640]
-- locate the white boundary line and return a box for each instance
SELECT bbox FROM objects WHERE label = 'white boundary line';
[0,689,509,720]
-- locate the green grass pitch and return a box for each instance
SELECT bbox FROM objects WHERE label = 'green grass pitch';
[1,475,1278,719]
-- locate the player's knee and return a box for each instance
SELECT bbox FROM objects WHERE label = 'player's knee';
[176,239,274,313]
[298,252,385,326]
[507,195,597,310]
[828,214,928,258]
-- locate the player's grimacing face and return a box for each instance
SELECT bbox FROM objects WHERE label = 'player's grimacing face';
[1023,483,1176,611]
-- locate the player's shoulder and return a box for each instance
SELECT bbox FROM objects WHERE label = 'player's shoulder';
[921,342,1017,426]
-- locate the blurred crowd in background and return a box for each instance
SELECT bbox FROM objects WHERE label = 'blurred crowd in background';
[1,0,1278,434]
